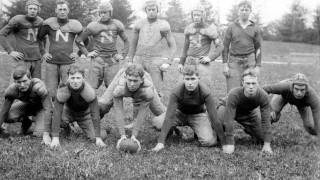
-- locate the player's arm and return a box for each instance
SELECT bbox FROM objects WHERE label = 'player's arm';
[37,25,52,61]
[306,89,320,136]
[162,28,177,62]
[127,28,139,62]
[179,34,190,65]
[50,100,64,148]
[204,93,226,145]
[0,18,18,54]
[89,97,106,147]
[259,92,273,153]
[223,97,237,146]
[0,98,14,129]
[222,25,232,64]
[113,96,126,136]
[208,34,224,61]
[118,23,130,58]
[75,28,91,56]
[262,82,290,94]
[131,101,150,138]
[253,28,262,67]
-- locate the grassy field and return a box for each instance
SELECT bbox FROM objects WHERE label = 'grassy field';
[1,35,320,179]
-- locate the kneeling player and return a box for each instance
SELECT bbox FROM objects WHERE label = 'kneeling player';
[99,64,166,152]
[0,66,51,143]
[218,69,273,154]
[50,65,106,148]
[263,73,320,137]
[152,65,226,152]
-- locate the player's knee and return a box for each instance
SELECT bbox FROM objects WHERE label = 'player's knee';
[199,134,218,147]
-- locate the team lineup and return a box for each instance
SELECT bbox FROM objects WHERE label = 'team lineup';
[0,0,319,156]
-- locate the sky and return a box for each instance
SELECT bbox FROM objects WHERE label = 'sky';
[1,0,319,26]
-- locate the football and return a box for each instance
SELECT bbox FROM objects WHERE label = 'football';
[118,138,140,154]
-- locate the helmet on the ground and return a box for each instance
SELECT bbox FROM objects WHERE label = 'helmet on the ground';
[98,2,113,15]
[143,0,160,12]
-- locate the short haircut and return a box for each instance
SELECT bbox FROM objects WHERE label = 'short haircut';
[67,64,85,77]
[56,0,69,7]
[182,64,199,76]
[12,66,31,80]
[125,63,144,78]
[238,0,252,10]
[241,68,257,80]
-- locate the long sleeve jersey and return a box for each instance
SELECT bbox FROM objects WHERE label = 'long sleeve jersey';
[158,82,225,145]
[263,81,320,135]
[180,22,223,64]
[37,17,82,65]
[224,87,271,145]
[0,78,51,126]
[0,15,43,60]
[76,19,129,58]
[222,20,262,65]
[51,82,100,137]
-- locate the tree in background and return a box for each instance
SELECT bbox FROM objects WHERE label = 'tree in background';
[110,0,133,27]
[199,0,218,25]
[166,0,186,33]
[277,0,307,42]
[3,0,100,26]
[313,5,320,44]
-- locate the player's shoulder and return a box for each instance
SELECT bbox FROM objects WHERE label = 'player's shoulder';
[80,82,96,102]
[171,83,185,96]
[133,19,147,30]
[198,82,211,96]
[67,19,83,33]
[56,85,70,103]
[113,77,126,98]
[43,17,57,25]
[10,15,26,22]
[86,21,101,33]
[31,78,48,96]
[111,19,125,28]
[184,23,195,35]
[4,84,19,99]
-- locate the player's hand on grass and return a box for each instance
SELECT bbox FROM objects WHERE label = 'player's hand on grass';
[116,135,127,150]
[262,142,273,154]
[10,51,24,61]
[113,54,124,62]
[50,137,60,149]
[131,135,141,152]
[178,64,183,73]
[87,50,99,58]
[42,132,51,146]
[151,143,164,152]
[270,111,280,123]
[199,56,211,64]
[69,52,79,61]
[95,137,106,147]
[222,144,235,154]
[41,53,52,61]
[223,63,230,78]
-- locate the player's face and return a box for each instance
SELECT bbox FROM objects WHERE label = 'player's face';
[56,4,69,19]
[242,75,258,97]
[125,75,143,92]
[183,74,199,91]
[293,84,307,99]
[238,5,251,21]
[26,5,39,18]
[68,72,84,90]
[99,11,111,22]
[192,11,203,23]
[145,6,158,19]
[15,75,31,92]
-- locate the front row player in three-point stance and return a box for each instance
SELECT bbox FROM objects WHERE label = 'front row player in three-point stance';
[263,73,320,138]
[98,64,166,152]
[152,64,226,152]
[218,69,272,154]
[128,0,176,91]
[50,65,106,148]
[0,66,52,144]
[76,2,129,89]
[0,0,43,79]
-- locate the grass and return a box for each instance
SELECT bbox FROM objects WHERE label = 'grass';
[0,32,320,179]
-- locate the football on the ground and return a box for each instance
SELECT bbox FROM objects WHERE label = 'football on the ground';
[118,139,140,154]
